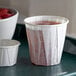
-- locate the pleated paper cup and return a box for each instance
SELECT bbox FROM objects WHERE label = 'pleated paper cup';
[0,39,20,66]
[24,16,69,66]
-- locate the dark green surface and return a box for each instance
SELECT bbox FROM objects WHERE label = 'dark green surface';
[0,24,76,76]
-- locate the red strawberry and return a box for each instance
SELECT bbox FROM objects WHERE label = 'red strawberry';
[0,8,14,19]
[0,8,8,14]
[2,13,12,19]
[0,16,2,19]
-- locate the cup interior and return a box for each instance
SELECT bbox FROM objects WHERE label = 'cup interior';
[8,8,17,15]
[24,16,69,30]
[24,16,69,26]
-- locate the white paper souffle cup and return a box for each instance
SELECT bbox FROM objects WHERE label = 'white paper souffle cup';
[24,15,69,66]
[0,39,20,67]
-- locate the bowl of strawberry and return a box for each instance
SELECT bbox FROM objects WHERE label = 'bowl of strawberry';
[0,8,14,19]
[0,8,19,39]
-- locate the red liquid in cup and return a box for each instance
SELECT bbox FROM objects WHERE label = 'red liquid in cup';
[31,21,60,25]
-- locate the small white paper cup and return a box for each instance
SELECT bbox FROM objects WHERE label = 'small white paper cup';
[0,8,19,39]
[0,39,20,66]
[24,15,69,66]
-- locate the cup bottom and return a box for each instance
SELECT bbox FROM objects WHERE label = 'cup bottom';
[31,61,61,66]
[0,62,16,67]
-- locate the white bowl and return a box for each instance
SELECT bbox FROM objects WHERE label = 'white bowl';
[0,39,20,66]
[0,8,19,39]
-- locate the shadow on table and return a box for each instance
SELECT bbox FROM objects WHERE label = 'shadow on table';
[16,57,66,76]
[64,37,76,54]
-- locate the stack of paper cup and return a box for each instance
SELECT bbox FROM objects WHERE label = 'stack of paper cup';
[24,16,69,66]
[0,39,20,66]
